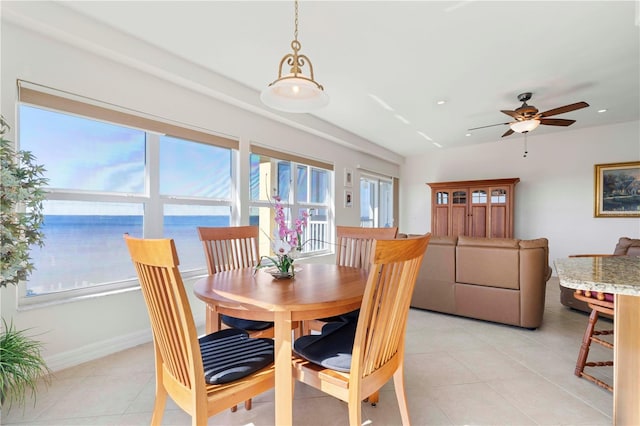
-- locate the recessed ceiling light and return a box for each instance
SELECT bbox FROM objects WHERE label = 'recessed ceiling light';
[598,109,608,113]
[368,93,394,111]
[394,114,410,124]
[433,142,443,148]
[417,131,433,141]
[465,133,471,137]
[436,100,446,105]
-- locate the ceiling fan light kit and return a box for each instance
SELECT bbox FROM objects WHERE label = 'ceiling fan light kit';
[469,92,589,139]
[510,119,541,133]
[261,0,328,113]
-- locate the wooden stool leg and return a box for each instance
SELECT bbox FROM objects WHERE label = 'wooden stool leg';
[575,309,598,377]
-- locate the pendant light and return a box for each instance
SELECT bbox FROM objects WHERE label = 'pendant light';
[260,0,329,113]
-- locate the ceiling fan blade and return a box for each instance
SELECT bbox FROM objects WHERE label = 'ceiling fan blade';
[500,109,521,118]
[539,101,589,117]
[539,118,576,126]
[501,128,515,137]
[468,122,510,131]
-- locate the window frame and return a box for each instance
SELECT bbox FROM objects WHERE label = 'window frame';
[249,146,333,259]
[17,83,238,307]
[359,172,397,228]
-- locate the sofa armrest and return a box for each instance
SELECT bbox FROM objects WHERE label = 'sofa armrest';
[519,238,549,328]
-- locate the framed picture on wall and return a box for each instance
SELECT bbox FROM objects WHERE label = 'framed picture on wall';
[344,168,353,187]
[594,161,640,217]
[344,190,353,208]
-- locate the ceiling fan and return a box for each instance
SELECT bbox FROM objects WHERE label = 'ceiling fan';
[469,92,590,137]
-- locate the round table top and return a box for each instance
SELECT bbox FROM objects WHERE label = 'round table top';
[193,263,368,316]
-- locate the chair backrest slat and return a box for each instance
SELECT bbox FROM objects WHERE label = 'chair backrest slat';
[352,235,430,382]
[125,236,203,391]
[336,226,398,271]
[198,226,260,274]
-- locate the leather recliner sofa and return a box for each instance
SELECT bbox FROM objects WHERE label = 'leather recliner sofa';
[405,235,551,329]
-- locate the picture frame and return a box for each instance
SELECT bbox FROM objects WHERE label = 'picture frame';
[594,161,640,217]
[344,168,353,187]
[344,190,353,208]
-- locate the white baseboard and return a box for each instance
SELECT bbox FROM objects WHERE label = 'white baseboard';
[44,319,207,372]
[44,328,153,372]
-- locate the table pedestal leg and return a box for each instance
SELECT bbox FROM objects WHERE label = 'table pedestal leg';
[614,294,640,425]
[274,310,293,426]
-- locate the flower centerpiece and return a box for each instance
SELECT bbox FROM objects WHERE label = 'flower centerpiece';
[257,195,309,279]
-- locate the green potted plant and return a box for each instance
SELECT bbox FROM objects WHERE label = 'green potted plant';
[0,114,50,409]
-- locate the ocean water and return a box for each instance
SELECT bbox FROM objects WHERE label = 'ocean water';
[27,215,230,296]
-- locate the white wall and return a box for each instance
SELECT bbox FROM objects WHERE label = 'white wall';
[0,8,400,371]
[2,2,638,372]
[400,121,640,271]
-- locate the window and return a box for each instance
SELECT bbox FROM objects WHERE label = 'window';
[159,136,233,271]
[249,146,332,257]
[18,85,237,304]
[360,174,395,228]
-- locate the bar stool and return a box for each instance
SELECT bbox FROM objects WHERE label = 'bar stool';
[572,289,614,392]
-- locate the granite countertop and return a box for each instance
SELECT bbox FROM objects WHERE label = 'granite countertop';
[554,256,640,296]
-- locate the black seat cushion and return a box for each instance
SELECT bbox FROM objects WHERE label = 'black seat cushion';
[318,308,360,324]
[199,328,274,384]
[293,321,357,372]
[339,308,360,322]
[221,314,274,331]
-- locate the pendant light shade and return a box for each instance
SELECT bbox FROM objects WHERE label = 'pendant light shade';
[261,1,328,113]
[509,119,540,133]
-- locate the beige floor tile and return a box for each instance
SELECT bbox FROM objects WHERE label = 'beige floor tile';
[427,382,538,425]
[488,375,612,425]
[2,279,615,425]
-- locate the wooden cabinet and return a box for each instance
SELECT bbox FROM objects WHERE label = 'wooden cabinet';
[427,178,519,238]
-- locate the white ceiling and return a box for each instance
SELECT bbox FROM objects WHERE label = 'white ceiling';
[18,1,640,157]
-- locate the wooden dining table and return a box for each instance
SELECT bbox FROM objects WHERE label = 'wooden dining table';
[193,263,368,426]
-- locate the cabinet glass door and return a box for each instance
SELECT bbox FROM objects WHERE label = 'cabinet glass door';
[452,191,467,204]
[436,191,449,205]
[450,190,468,236]
[471,190,487,204]
[491,188,507,203]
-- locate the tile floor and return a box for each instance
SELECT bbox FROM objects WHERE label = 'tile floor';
[2,278,614,425]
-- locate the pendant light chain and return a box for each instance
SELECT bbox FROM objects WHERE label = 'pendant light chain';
[294,0,299,42]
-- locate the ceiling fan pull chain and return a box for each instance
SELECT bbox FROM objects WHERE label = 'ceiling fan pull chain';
[523,134,528,158]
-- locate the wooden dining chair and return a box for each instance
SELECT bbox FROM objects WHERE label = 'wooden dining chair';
[335,225,399,270]
[303,226,399,407]
[305,225,399,332]
[197,226,275,338]
[292,234,431,426]
[123,235,274,425]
